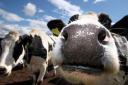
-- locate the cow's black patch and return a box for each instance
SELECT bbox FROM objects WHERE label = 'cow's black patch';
[20,35,32,64]
[29,35,47,59]
[13,37,23,62]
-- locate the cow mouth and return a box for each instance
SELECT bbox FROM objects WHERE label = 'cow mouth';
[0,72,10,78]
[61,63,104,74]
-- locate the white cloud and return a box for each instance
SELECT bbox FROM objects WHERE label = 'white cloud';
[43,15,56,21]
[25,19,51,33]
[0,24,19,37]
[48,0,83,16]
[94,0,105,4]
[0,18,51,37]
[28,19,46,28]
[0,23,30,37]
[0,21,51,37]
[23,3,37,16]
[83,0,88,3]
[0,8,23,22]
[38,9,44,13]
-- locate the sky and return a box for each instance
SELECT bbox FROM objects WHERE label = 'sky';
[0,0,128,37]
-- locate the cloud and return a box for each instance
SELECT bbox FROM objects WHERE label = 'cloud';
[0,17,52,37]
[23,3,37,16]
[0,20,51,37]
[25,19,51,33]
[0,8,23,22]
[83,0,88,3]
[43,15,56,21]
[94,0,105,4]
[27,19,46,28]
[48,0,83,16]
[0,23,30,37]
[38,9,44,13]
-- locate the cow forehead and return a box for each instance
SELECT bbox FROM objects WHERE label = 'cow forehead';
[64,12,104,29]
[4,31,20,42]
[64,19,104,30]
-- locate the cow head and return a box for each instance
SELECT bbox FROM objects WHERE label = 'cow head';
[49,12,120,84]
[0,29,51,77]
[0,31,31,76]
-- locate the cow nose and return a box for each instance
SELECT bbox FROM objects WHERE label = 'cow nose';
[0,66,7,75]
[61,25,110,67]
[98,29,109,45]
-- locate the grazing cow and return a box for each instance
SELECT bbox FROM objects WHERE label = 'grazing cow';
[0,29,56,85]
[47,12,128,85]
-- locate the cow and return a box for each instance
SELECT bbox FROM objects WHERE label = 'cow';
[0,29,56,85]
[46,12,128,85]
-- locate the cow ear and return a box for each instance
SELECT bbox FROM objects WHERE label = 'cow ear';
[112,15,128,28]
[68,14,79,24]
[98,13,112,29]
[47,19,65,36]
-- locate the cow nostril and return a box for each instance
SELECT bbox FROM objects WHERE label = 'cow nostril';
[98,29,108,44]
[0,67,6,74]
[62,30,68,41]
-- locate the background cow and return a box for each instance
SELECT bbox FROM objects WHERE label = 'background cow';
[0,29,56,85]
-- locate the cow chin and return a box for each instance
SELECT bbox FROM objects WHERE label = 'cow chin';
[57,54,120,85]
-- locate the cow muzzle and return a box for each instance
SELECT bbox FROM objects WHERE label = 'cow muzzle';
[0,66,8,76]
[59,24,119,74]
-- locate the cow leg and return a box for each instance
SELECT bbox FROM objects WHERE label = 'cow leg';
[37,61,48,85]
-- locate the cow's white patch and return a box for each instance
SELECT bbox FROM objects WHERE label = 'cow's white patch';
[52,36,64,65]
[102,40,119,74]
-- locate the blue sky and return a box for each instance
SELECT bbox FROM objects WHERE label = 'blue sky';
[0,0,128,36]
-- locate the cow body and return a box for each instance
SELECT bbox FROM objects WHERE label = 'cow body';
[0,29,56,85]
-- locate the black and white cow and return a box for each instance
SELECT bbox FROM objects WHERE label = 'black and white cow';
[0,31,25,76]
[47,12,128,85]
[0,29,56,85]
